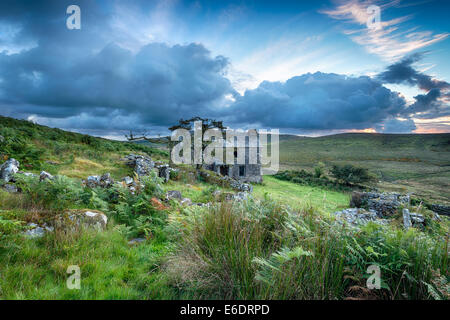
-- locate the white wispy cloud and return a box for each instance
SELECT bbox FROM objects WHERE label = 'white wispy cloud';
[320,0,449,61]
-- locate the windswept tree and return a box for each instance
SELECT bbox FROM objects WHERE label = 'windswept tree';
[168,117,226,132]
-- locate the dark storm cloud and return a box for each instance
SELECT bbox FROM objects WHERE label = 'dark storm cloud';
[377,53,450,119]
[378,53,450,91]
[220,72,408,130]
[0,2,236,130]
[0,41,237,127]
[0,1,435,135]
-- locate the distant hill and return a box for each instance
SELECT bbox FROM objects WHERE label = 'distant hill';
[278,133,450,202]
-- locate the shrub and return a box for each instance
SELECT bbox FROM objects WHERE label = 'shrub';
[314,161,325,178]
[330,164,373,185]
[15,174,84,211]
[273,169,351,191]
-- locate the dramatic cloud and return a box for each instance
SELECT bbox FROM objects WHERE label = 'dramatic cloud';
[321,0,449,61]
[0,0,447,135]
[378,53,450,119]
[221,72,408,130]
[378,53,450,91]
[0,42,236,129]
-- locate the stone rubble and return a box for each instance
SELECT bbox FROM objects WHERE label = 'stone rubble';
[56,210,108,232]
[18,171,37,178]
[121,154,155,177]
[24,222,54,238]
[3,183,18,193]
[0,158,19,182]
[39,171,54,182]
[332,208,389,227]
[402,208,412,229]
[180,197,192,206]
[350,191,410,217]
[84,173,114,188]
[402,208,425,229]
[166,190,182,201]
[233,192,250,202]
[122,176,134,186]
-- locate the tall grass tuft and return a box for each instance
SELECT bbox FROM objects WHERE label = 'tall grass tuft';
[168,198,448,300]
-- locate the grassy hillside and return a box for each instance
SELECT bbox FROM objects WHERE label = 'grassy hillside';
[278,133,450,203]
[0,116,168,180]
[0,116,448,300]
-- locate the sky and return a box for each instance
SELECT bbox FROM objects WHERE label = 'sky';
[0,0,449,139]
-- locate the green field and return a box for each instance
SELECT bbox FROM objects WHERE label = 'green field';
[277,133,450,203]
[253,176,349,213]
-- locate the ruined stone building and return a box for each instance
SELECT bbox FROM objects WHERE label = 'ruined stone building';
[203,135,263,184]
[169,121,263,184]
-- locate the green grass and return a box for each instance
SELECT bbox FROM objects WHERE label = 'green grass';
[167,199,448,300]
[0,228,175,299]
[0,115,168,180]
[253,176,349,213]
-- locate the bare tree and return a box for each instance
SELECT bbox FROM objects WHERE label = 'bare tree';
[125,130,163,144]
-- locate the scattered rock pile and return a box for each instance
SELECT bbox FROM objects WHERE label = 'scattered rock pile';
[24,223,54,238]
[200,171,253,193]
[332,208,388,227]
[228,178,253,193]
[350,191,410,217]
[402,209,426,229]
[430,204,450,217]
[84,173,114,188]
[24,210,108,238]
[155,163,171,183]
[39,171,54,182]
[121,154,174,183]
[121,154,155,177]
[166,190,182,201]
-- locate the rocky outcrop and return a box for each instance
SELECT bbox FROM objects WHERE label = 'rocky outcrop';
[431,204,450,217]
[332,208,388,227]
[180,198,192,206]
[166,190,182,201]
[0,158,19,182]
[56,210,108,232]
[156,164,171,183]
[121,154,154,177]
[84,173,114,188]
[402,208,425,229]
[350,191,410,217]
[24,223,54,238]
[3,184,18,193]
[39,171,54,182]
